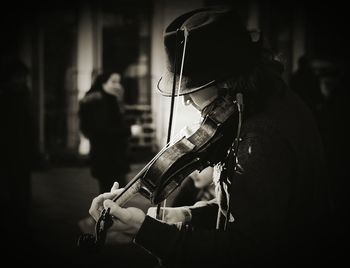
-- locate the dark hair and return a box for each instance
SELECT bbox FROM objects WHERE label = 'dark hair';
[86,71,119,95]
[221,38,287,115]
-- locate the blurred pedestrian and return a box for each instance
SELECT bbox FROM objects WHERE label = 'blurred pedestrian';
[79,72,130,191]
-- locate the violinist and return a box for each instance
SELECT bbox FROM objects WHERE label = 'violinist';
[87,7,331,267]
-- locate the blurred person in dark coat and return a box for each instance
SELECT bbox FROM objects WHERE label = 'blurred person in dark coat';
[79,71,131,193]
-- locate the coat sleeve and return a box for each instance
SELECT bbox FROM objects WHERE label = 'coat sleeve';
[134,129,295,266]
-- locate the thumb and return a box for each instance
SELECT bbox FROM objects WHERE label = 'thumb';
[111,182,120,192]
[147,207,158,218]
[103,199,130,222]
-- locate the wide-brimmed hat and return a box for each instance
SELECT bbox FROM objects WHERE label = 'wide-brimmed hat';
[157,7,258,96]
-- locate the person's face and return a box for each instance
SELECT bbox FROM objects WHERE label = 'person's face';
[183,86,219,112]
[103,73,122,96]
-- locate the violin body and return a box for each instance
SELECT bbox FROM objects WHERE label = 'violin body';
[139,95,238,204]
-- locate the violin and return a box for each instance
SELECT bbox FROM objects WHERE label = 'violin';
[77,93,243,251]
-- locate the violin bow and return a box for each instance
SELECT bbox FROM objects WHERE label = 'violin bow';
[157,27,189,220]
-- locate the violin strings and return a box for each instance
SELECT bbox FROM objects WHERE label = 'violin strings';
[158,27,189,220]
[171,26,189,139]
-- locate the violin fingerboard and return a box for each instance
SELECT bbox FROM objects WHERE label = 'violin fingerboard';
[114,180,142,206]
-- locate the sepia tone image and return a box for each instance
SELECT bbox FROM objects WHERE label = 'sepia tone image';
[0,0,348,267]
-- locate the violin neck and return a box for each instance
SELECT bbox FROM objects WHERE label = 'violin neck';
[113,179,142,206]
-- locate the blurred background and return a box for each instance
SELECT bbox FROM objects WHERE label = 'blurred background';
[0,0,348,267]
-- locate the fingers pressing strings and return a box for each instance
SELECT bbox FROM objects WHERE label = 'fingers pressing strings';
[89,191,119,221]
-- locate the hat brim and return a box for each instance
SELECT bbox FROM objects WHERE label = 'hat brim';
[157,69,217,97]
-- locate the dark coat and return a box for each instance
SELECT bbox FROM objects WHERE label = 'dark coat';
[79,90,130,181]
[134,88,332,267]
